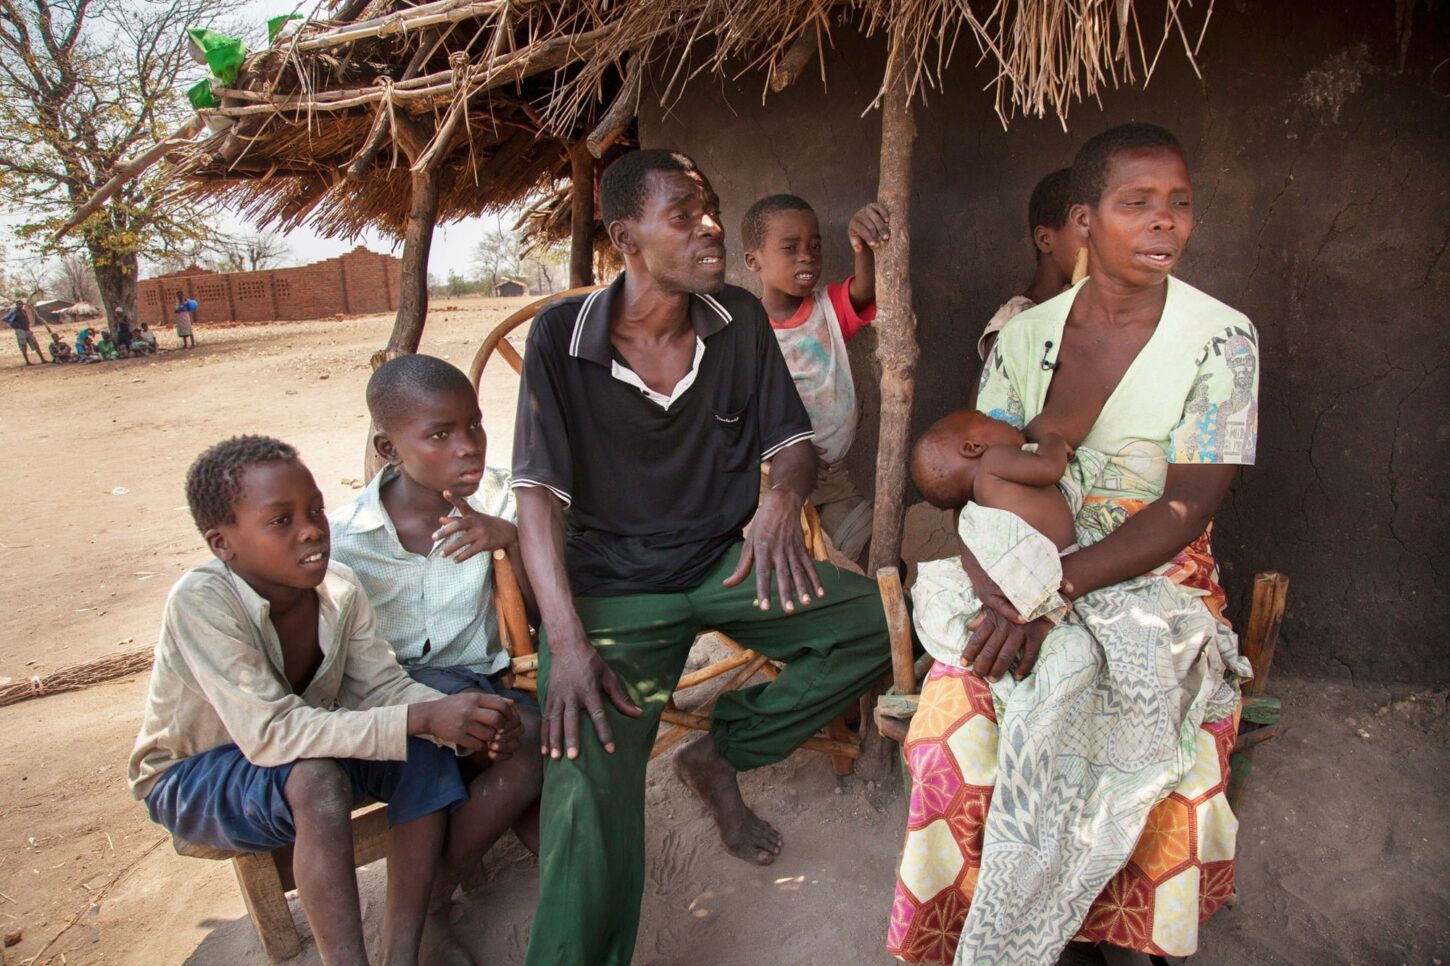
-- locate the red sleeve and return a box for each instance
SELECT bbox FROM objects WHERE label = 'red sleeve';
[827,278,876,343]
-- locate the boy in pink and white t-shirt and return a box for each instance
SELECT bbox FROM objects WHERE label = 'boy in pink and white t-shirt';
[742,195,889,566]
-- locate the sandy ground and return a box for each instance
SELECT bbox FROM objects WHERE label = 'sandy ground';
[0,300,1446,965]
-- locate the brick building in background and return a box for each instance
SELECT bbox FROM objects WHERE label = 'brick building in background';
[137,246,402,326]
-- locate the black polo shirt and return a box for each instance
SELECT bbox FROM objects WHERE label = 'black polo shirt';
[511,274,814,597]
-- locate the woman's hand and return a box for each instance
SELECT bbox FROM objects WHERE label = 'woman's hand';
[963,611,1052,682]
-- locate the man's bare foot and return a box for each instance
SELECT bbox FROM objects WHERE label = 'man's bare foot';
[674,735,783,865]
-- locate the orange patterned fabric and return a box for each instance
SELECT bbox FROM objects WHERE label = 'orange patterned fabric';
[888,664,1239,962]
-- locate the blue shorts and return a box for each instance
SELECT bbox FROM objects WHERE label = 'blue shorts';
[145,737,468,854]
[407,663,539,711]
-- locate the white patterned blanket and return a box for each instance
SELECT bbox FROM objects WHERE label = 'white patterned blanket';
[910,458,1249,965]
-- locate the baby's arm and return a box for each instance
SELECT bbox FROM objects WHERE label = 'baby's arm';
[979,432,1071,487]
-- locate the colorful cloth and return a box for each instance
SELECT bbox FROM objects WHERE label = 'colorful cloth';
[892,276,1260,964]
[889,665,1240,963]
[769,278,875,464]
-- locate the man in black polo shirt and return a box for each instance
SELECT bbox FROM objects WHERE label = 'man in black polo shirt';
[513,149,892,966]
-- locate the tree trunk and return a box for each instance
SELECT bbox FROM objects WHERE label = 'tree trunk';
[568,140,595,288]
[866,62,918,577]
[90,248,139,341]
[382,164,442,360]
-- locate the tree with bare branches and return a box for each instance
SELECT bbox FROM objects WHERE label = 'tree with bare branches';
[51,253,99,303]
[214,231,290,274]
[0,0,238,334]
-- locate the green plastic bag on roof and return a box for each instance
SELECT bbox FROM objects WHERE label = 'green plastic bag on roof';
[267,14,303,44]
[186,78,219,110]
[186,27,247,87]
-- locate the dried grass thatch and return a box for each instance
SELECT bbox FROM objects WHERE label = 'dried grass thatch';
[152,0,1214,244]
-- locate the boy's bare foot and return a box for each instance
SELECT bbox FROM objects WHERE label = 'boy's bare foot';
[417,908,476,966]
[674,735,783,865]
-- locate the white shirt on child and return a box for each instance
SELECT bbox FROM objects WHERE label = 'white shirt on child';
[768,279,875,465]
[329,465,514,675]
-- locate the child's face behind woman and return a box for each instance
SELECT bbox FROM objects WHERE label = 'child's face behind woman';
[1079,147,1194,289]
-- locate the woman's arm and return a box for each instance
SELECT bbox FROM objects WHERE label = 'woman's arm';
[1060,462,1238,599]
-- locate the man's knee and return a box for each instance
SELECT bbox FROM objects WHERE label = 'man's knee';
[284,759,353,823]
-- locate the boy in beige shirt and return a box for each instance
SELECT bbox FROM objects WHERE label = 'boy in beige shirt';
[129,435,523,963]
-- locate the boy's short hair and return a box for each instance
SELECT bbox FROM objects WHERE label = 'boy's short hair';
[1027,168,1073,235]
[366,353,474,429]
[185,435,298,533]
[1070,122,1184,206]
[599,149,702,227]
[740,194,814,252]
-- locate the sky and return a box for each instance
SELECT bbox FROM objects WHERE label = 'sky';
[2,0,506,283]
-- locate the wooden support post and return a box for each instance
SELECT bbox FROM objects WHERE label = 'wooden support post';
[231,853,301,960]
[568,140,596,288]
[1228,571,1290,809]
[865,57,918,576]
[770,27,821,92]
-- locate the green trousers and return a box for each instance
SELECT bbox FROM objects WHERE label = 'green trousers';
[522,542,892,966]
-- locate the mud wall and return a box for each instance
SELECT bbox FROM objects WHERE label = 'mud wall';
[639,1,1450,683]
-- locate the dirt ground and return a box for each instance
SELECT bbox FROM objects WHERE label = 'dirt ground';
[0,300,1446,965]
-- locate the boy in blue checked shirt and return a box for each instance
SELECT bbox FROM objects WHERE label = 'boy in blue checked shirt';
[129,436,523,964]
[330,354,543,859]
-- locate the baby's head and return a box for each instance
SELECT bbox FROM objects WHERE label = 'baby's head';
[186,435,330,590]
[367,354,488,497]
[911,410,1026,509]
[741,194,822,300]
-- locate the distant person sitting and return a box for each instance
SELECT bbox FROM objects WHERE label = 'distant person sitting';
[75,328,98,362]
[970,167,1083,406]
[8,300,46,365]
[173,291,197,349]
[137,322,159,354]
[96,329,120,360]
[49,330,73,362]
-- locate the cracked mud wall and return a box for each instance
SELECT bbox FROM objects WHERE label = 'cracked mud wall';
[639,1,1450,684]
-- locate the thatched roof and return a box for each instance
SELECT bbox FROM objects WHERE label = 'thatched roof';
[144,0,1217,243]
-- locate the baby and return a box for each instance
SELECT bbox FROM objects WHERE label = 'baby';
[909,410,1107,672]
[912,410,1075,550]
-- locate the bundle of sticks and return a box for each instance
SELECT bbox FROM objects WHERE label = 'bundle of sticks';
[0,646,155,709]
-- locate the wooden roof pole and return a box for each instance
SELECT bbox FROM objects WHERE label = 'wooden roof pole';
[866,46,918,576]
[568,139,596,287]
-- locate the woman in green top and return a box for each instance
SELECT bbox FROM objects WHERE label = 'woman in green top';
[890,123,1261,965]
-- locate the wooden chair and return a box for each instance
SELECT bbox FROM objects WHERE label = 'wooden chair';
[473,291,863,776]
[872,570,1290,803]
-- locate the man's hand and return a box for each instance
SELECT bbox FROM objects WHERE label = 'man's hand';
[412,692,517,754]
[962,611,1052,682]
[541,633,642,760]
[724,486,825,613]
[433,489,518,563]
[848,202,891,252]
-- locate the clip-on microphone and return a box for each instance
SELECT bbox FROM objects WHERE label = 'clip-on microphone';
[1040,340,1060,371]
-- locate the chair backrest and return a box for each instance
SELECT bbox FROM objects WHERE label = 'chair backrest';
[468,285,603,391]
